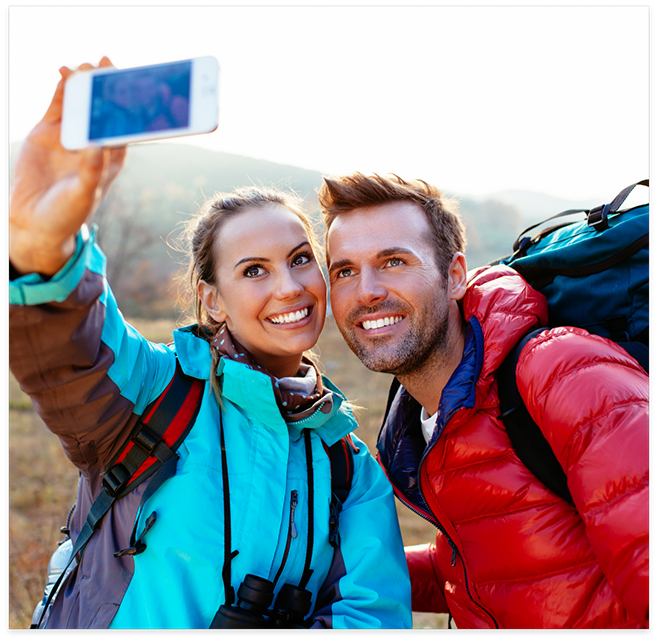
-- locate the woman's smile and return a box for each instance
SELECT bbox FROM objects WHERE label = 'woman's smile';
[267,305,311,325]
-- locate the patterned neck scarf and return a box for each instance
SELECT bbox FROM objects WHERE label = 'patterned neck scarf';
[211,325,333,422]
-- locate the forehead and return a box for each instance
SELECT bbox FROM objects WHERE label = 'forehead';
[327,201,432,262]
[215,205,310,264]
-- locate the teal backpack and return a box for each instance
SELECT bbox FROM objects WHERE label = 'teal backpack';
[491,180,649,505]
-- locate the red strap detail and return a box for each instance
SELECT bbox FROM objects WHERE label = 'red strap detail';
[114,376,204,486]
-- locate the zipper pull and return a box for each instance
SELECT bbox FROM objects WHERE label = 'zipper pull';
[290,490,298,539]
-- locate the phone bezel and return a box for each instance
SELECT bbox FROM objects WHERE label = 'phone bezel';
[61,57,218,150]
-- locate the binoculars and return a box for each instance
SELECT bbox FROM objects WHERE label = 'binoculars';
[210,574,312,629]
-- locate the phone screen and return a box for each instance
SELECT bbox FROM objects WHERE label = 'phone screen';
[88,61,192,141]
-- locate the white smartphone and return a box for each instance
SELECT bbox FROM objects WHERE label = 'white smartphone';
[61,56,219,150]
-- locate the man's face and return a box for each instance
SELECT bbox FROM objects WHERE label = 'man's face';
[327,201,452,376]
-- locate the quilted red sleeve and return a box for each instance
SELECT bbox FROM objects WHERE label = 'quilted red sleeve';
[405,542,449,614]
[516,328,649,628]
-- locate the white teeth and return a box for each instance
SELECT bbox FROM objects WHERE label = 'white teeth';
[270,307,309,325]
[361,316,403,330]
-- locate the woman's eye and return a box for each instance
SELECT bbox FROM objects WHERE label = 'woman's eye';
[244,265,266,278]
[291,252,311,267]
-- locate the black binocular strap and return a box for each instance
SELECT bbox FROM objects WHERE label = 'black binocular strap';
[299,430,315,590]
[217,428,317,605]
[220,407,239,606]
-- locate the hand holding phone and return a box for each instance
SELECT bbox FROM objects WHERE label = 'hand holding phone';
[61,57,219,149]
[10,58,127,277]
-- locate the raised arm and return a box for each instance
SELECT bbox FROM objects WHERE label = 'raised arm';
[9,58,126,277]
[9,61,175,476]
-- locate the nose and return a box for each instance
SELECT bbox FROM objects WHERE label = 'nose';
[274,267,305,300]
[355,266,388,307]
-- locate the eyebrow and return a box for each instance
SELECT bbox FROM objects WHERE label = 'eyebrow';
[233,241,311,270]
[329,246,417,273]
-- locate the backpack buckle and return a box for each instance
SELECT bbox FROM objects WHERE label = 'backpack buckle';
[512,236,532,257]
[587,203,611,232]
[328,499,342,548]
[132,425,161,456]
[102,462,131,496]
[114,541,147,557]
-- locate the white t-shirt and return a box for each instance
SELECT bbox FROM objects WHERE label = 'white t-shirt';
[420,407,438,444]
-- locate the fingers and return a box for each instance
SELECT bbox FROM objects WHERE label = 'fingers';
[42,71,70,123]
[100,146,128,199]
[106,145,127,178]
[76,145,127,203]
[76,146,106,198]
[43,57,114,125]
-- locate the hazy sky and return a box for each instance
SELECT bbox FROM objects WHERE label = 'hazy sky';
[7,4,650,202]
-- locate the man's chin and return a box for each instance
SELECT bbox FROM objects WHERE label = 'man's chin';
[347,343,406,374]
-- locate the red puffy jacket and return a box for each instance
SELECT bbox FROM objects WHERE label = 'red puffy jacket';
[377,266,649,628]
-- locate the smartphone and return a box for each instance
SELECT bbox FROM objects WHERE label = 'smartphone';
[61,57,219,150]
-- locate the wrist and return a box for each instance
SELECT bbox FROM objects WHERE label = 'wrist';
[9,229,77,277]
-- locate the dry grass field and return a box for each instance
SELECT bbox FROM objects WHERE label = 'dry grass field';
[8,317,447,629]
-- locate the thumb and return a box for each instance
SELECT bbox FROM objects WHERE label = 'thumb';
[61,146,105,219]
[77,146,105,193]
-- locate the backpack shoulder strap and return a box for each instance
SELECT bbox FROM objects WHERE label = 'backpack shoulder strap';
[112,362,206,557]
[76,360,205,544]
[104,359,204,498]
[497,328,575,506]
[324,434,359,548]
[37,360,204,628]
[382,376,402,427]
[327,434,358,504]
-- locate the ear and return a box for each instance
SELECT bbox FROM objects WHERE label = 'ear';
[447,252,468,302]
[198,280,227,324]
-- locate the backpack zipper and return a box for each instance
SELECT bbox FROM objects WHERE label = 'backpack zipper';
[272,490,298,587]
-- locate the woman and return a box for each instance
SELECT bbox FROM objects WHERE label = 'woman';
[9,58,412,629]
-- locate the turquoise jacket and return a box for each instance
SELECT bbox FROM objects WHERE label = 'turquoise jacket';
[9,226,412,629]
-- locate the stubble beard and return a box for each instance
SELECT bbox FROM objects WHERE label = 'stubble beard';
[337,298,451,378]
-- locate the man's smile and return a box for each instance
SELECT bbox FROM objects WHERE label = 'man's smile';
[360,315,405,331]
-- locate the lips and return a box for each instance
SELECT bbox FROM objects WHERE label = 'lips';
[268,306,311,325]
[360,315,404,330]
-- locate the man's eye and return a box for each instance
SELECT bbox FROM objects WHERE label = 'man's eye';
[337,268,353,279]
[387,258,403,267]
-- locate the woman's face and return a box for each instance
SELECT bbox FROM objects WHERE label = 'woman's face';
[200,205,327,379]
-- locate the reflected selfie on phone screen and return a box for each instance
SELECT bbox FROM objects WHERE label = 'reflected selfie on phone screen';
[89,62,191,140]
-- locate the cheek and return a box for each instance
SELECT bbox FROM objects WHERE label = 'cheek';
[306,269,327,302]
[329,286,348,320]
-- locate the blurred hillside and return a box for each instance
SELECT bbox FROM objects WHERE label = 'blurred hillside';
[9,140,584,319]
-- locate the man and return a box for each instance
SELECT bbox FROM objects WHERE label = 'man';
[319,172,649,629]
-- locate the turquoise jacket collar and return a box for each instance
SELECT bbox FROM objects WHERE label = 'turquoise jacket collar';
[173,324,354,446]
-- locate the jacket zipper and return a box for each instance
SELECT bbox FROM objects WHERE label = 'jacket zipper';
[378,448,500,629]
[416,444,499,629]
[273,490,298,587]
[286,402,325,426]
